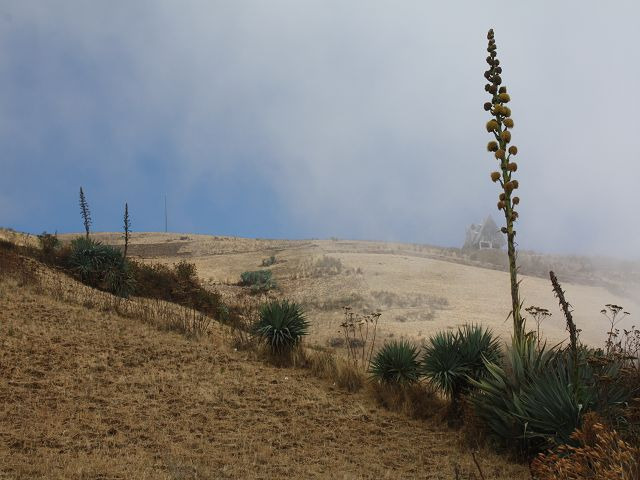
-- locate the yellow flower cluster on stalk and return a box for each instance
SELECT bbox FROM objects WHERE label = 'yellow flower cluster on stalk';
[484,28,524,338]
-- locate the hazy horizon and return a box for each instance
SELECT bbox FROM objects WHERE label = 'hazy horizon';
[2,1,639,259]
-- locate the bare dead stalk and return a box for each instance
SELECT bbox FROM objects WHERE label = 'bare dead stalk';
[471,451,486,480]
[550,271,578,358]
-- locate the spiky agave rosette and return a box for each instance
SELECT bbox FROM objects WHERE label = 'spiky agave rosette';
[254,300,309,354]
[484,28,525,338]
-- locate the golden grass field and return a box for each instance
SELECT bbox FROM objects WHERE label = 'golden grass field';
[2,229,639,478]
[0,242,531,479]
[80,231,640,349]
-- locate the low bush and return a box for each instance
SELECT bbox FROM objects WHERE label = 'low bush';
[370,340,420,385]
[130,260,222,317]
[261,255,276,267]
[312,255,343,276]
[240,270,275,293]
[254,300,308,355]
[37,231,60,262]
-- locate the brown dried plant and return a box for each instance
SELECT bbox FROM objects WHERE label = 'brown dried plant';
[531,412,640,479]
[340,306,381,370]
[525,305,551,351]
[601,304,631,357]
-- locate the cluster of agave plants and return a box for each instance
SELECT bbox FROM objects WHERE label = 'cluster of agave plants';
[254,29,640,460]
[254,293,637,455]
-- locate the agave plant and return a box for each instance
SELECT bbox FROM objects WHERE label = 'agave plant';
[470,335,632,449]
[422,324,501,407]
[458,324,502,381]
[254,300,308,354]
[103,259,136,298]
[369,340,420,385]
[421,330,467,398]
[68,236,134,297]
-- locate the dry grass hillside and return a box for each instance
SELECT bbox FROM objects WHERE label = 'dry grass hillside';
[68,231,640,349]
[0,240,530,479]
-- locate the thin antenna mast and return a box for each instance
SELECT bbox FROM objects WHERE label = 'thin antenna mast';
[164,195,168,233]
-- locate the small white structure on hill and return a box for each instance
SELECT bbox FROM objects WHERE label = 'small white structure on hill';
[463,216,505,250]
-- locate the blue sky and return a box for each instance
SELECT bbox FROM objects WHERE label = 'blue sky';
[1,1,639,257]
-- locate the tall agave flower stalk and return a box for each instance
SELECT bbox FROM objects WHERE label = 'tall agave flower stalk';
[484,29,524,339]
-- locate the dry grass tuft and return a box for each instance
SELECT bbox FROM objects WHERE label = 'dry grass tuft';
[332,358,366,392]
[370,382,444,420]
[305,348,365,392]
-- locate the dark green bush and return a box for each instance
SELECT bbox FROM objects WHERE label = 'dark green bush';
[129,260,222,317]
[370,340,421,385]
[240,270,275,292]
[254,300,308,354]
[422,324,501,406]
[67,237,134,297]
[174,260,197,283]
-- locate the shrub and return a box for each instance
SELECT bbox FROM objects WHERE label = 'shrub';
[261,255,276,267]
[422,324,501,410]
[240,270,275,293]
[130,260,222,317]
[174,260,197,284]
[254,300,308,355]
[370,340,420,385]
[67,237,134,297]
[37,231,60,261]
[312,255,343,276]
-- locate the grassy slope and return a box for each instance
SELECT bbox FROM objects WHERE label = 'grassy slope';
[0,268,529,479]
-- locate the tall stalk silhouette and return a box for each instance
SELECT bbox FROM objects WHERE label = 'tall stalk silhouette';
[123,202,131,258]
[79,187,92,238]
[483,29,524,338]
